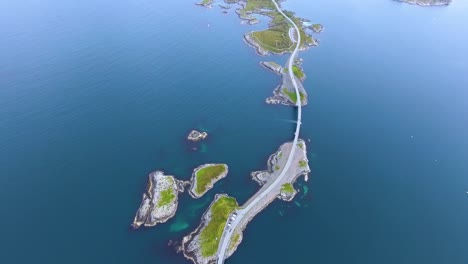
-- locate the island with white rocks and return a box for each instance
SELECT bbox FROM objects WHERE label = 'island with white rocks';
[131,171,188,229]
[187,130,208,142]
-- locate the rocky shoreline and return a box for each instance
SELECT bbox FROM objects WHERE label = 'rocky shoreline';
[243,33,269,56]
[189,163,229,199]
[279,183,298,201]
[260,61,283,75]
[131,171,189,229]
[235,8,260,25]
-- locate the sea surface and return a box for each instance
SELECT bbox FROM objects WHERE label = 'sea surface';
[1,0,467,263]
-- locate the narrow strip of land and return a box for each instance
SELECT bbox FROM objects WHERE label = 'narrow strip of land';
[216,0,303,262]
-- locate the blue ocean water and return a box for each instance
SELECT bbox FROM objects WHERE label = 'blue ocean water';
[1,0,467,263]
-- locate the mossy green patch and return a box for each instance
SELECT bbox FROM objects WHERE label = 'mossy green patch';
[158,188,175,208]
[199,196,239,257]
[282,88,305,104]
[281,183,295,194]
[244,0,275,12]
[195,164,227,195]
[251,30,294,53]
[299,160,308,168]
[292,65,304,79]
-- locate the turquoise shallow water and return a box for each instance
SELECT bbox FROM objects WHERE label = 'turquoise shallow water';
[1,0,468,263]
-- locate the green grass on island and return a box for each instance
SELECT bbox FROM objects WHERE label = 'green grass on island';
[281,183,295,194]
[157,188,176,208]
[282,88,305,104]
[292,65,304,79]
[244,0,275,12]
[251,29,293,53]
[311,24,323,32]
[195,164,227,195]
[199,196,239,257]
[299,160,308,168]
[275,165,280,170]
[297,142,304,149]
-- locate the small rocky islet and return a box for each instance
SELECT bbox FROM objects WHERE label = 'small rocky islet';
[187,130,208,142]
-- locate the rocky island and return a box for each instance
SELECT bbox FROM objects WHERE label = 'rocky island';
[309,23,324,33]
[189,164,229,198]
[196,0,214,8]
[260,61,283,75]
[394,0,452,6]
[187,130,208,142]
[131,171,188,229]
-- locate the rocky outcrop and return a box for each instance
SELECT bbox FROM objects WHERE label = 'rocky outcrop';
[187,130,208,142]
[309,23,324,33]
[131,171,188,229]
[279,183,298,201]
[251,148,282,186]
[260,61,283,76]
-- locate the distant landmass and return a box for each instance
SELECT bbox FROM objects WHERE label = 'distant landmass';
[395,0,452,6]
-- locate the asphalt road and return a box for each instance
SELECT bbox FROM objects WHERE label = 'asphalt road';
[216,0,303,263]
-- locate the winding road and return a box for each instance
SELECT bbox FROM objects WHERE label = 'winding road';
[216,0,303,263]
